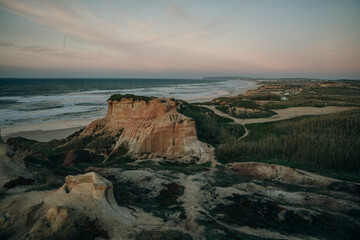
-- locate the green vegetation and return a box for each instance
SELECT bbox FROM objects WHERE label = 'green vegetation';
[158,182,185,206]
[178,100,360,181]
[215,110,360,180]
[247,94,282,101]
[212,97,260,108]
[110,176,186,222]
[196,216,260,240]
[210,96,277,119]
[215,105,276,119]
[209,194,360,240]
[6,129,127,187]
[136,230,193,240]
[207,167,250,187]
[7,129,124,168]
[177,103,245,146]
[108,94,155,102]
[139,161,211,175]
[59,217,109,240]
[262,84,360,109]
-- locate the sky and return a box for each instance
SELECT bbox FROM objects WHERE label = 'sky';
[0,0,359,79]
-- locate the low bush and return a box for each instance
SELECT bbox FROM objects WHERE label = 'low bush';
[216,110,360,173]
[178,104,244,146]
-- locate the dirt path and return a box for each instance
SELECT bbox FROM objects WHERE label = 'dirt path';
[200,105,357,138]
[180,174,206,239]
[243,106,357,124]
[199,105,249,141]
[201,105,357,125]
[179,173,321,240]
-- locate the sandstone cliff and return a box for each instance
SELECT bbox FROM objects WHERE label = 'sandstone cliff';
[0,134,31,189]
[80,95,213,163]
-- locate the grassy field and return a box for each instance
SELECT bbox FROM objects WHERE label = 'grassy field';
[215,109,360,182]
[177,103,245,146]
[177,98,360,182]
[207,96,277,119]
[262,83,360,109]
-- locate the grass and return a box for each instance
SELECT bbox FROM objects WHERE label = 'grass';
[177,103,244,146]
[7,129,124,169]
[108,94,154,102]
[208,168,250,187]
[208,194,360,240]
[210,95,277,119]
[109,175,186,222]
[136,230,193,240]
[262,84,360,109]
[247,94,282,101]
[137,160,211,175]
[216,105,276,119]
[215,110,360,182]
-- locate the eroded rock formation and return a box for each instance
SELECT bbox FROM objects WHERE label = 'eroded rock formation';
[230,162,338,187]
[0,135,31,189]
[0,172,166,239]
[62,172,118,205]
[80,95,213,163]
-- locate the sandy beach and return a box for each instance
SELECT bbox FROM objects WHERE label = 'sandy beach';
[1,80,259,142]
[187,80,258,103]
[1,118,98,142]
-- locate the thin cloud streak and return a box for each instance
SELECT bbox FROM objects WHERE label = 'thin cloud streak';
[0,0,226,57]
[0,0,145,55]
[0,0,359,78]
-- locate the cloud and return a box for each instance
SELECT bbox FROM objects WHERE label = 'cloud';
[0,0,145,55]
[167,3,193,21]
[0,0,234,73]
[0,1,227,55]
[0,40,54,53]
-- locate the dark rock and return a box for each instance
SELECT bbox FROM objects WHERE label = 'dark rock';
[3,176,34,188]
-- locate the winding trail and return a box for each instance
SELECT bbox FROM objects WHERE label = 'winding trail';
[179,173,321,240]
[200,105,357,140]
[180,174,206,239]
[199,105,249,141]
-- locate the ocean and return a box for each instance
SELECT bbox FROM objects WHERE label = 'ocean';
[0,78,253,128]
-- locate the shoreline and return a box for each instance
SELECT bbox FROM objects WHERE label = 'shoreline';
[2,126,85,142]
[1,80,259,142]
[1,118,99,142]
[186,80,258,103]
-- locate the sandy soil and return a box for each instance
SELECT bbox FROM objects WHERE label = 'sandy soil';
[242,106,358,124]
[2,127,84,142]
[201,105,358,125]
[187,80,258,103]
[1,118,98,142]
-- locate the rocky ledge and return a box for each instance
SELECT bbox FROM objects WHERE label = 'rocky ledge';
[80,94,213,163]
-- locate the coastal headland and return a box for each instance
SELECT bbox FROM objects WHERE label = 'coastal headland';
[1,78,360,239]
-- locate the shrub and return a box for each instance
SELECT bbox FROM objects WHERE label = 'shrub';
[216,110,360,172]
[108,94,154,102]
[158,183,185,206]
[3,177,34,188]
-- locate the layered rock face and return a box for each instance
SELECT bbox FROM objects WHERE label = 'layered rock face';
[81,95,213,163]
[0,135,31,188]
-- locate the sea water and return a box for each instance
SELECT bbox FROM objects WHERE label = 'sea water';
[0,78,253,128]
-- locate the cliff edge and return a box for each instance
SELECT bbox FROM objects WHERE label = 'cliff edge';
[80,95,213,163]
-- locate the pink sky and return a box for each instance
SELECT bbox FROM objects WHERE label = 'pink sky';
[0,0,359,79]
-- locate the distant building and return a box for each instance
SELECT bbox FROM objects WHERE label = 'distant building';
[281,97,288,101]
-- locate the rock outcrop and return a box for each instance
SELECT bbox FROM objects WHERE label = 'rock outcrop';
[0,172,164,239]
[230,162,339,187]
[62,172,118,205]
[46,206,69,232]
[80,95,213,163]
[0,134,31,189]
